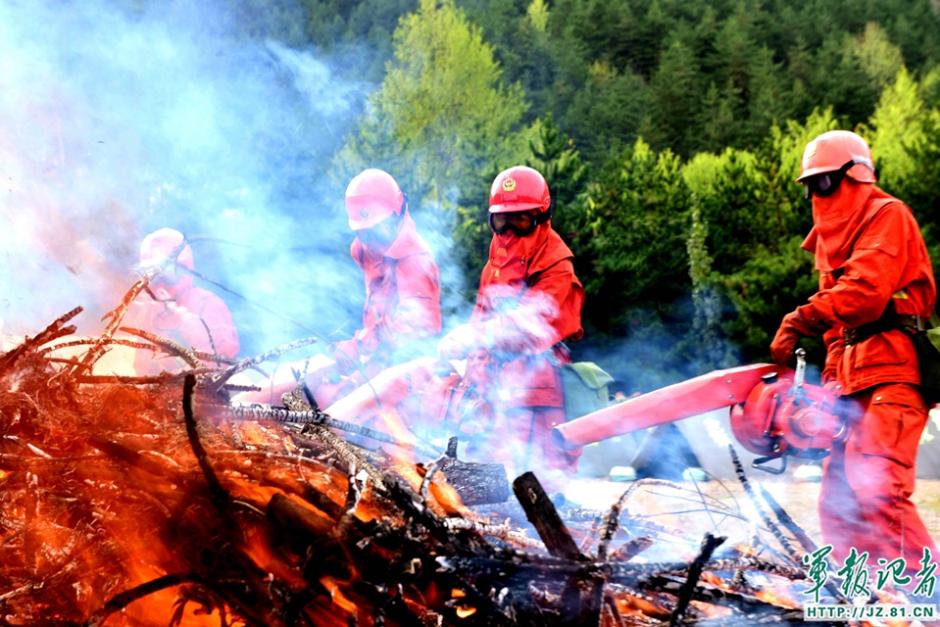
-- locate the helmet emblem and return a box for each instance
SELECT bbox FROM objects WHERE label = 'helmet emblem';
[501,177,517,192]
[359,210,370,219]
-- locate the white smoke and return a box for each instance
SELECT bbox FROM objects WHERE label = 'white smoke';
[0,0,382,352]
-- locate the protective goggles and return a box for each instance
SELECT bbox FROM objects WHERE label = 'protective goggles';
[489,210,542,237]
[802,160,857,199]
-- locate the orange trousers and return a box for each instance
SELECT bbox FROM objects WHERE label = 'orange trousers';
[819,383,937,570]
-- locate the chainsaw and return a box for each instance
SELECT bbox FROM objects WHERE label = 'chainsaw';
[553,349,847,474]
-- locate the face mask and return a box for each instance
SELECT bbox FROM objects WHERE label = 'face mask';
[139,258,184,287]
[357,214,401,248]
[807,179,875,271]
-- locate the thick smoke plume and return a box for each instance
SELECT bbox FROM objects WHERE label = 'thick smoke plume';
[0,0,387,352]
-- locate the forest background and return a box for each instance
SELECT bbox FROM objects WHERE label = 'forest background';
[144,0,940,390]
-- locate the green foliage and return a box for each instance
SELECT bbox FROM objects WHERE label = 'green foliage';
[526,0,548,32]
[809,32,880,124]
[720,236,819,361]
[336,0,529,210]
[853,22,906,91]
[527,115,588,229]
[866,68,930,195]
[301,0,416,79]
[899,108,940,281]
[562,61,653,162]
[242,0,940,378]
[683,148,773,274]
[760,108,841,235]
[581,140,692,331]
[649,40,703,155]
[687,204,730,367]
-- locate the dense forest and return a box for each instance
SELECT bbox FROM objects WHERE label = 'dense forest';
[164,0,940,387]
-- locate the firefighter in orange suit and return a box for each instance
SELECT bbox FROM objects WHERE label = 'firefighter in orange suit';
[323,169,442,399]
[240,169,442,408]
[438,166,584,478]
[124,228,240,374]
[770,130,937,569]
[333,169,441,372]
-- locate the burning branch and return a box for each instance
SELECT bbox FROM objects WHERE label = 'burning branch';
[85,572,207,627]
[669,532,726,625]
[0,305,81,372]
[74,279,149,375]
[40,336,154,355]
[207,336,320,393]
[0,303,828,625]
[728,445,803,566]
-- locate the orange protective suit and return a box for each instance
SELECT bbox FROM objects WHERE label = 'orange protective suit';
[773,182,937,568]
[125,282,240,373]
[319,212,441,405]
[340,213,440,366]
[123,229,239,374]
[440,221,584,477]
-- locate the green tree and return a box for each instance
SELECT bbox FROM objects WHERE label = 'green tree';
[865,67,930,195]
[527,115,589,257]
[549,0,637,69]
[301,0,415,80]
[582,139,692,332]
[707,2,759,141]
[852,22,906,91]
[714,108,840,358]
[746,45,791,144]
[687,202,730,366]
[682,148,773,275]
[904,108,940,238]
[528,116,587,215]
[907,109,940,279]
[923,66,940,109]
[720,237,819,361]
[760,107,841,236]
[697,82,738,152]
[526,0,548,32]
[809,32,880,124]
[865,69,940,271]
[562,60,652,162]
[786,36,815,121]
[459,0,562,119]
[336,0,529,211]
[650,40,703,155]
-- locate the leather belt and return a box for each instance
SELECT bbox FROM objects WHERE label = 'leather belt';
[844,314,922,345]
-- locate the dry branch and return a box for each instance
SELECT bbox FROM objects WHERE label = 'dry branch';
[0,305,826,626]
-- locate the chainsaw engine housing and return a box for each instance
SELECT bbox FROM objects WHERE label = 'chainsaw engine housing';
[730,372,844,458]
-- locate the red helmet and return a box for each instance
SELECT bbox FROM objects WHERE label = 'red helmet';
[489,165,551,214]
[139,227,194,271]
[797,130,876,184]
[345,169,404,230]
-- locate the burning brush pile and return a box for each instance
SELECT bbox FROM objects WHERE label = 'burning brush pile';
[1,302,838,625]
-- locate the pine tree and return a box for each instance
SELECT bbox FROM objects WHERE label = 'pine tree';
[852,22,906,91]
[335,0,528,210]
[650,40,702,155]
[583,139,692,331]
[562,60,652,162]
[527,115,589,256]
[687,202,729,367]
